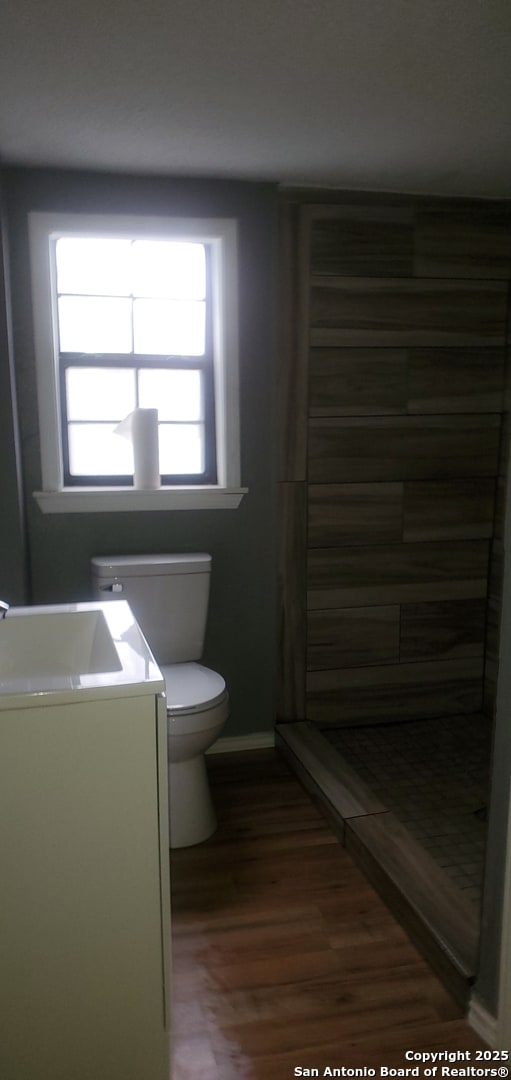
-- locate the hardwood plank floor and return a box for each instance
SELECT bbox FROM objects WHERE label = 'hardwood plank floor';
[170,750,486,1079]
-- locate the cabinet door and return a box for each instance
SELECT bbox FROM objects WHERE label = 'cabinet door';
[0,694,169,1080]
[155,689,172,1033]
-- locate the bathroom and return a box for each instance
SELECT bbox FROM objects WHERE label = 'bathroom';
[2,165,511,1050]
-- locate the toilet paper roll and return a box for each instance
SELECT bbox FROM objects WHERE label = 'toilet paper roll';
[114,408,160,489]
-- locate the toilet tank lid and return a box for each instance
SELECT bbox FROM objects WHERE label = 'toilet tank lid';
[91,553,211,578]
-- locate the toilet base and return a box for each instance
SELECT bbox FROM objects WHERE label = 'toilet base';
[168,754,217,849]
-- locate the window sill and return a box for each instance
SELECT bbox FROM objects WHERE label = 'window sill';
[34,486,248,514]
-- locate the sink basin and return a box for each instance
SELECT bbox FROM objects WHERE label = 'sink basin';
[0,601,164,705]
[0,608,121,680]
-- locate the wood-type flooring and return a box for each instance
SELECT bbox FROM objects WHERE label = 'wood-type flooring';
[170,749,486,1079]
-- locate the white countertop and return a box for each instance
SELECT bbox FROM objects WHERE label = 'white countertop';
[0,600,166,710]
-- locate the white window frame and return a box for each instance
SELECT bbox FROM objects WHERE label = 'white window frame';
[28,212,247,512]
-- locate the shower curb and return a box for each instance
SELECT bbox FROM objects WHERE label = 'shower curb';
[276,720,479,1010]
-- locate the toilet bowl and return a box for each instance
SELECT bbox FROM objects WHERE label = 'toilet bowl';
[162,662,229,847]
[91,553,229,848]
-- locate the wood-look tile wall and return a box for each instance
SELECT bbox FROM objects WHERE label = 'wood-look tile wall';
[484,353,511,717]
[278,197,511,727]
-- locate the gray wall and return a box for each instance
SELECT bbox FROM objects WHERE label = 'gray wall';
[0,172,27,603]
[2,166,278,738]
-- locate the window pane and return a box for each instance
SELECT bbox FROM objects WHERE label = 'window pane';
[138,369,202,421]
[66,368,136,421]
[133,299,205,356]
[68,423,134,476]
[58,296,133,353]
[56,238,132,296]
[158,424,204,475]
[132,241,206,299]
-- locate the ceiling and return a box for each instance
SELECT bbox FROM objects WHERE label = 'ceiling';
[1,0,511,198]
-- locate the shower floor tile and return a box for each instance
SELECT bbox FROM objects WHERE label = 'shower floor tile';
[321,713,492,908]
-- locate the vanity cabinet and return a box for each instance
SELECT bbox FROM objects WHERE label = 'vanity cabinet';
[0,690,171,1080]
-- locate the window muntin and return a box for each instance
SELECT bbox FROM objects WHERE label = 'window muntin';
[54,236,215,485]
[62,363,209,480]
[29,212,242,509]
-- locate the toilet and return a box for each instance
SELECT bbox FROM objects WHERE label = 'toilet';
[91,553,229,849]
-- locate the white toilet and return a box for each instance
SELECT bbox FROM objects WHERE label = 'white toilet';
[91,553,229,849]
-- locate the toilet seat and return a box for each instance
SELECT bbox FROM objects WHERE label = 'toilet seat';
[160,662,227,715]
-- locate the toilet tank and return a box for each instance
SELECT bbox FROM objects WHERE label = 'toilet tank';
[91,553,211,664]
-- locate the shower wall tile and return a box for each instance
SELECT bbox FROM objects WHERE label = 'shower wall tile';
[307,605,400,671]
[488,540,505,604]
[308,346,505,418]
[279,196,511,729]
[400,599,486,662]
[407,348,505,415]
[402,480,496,542]
[498,412,510,480]
[308,415,501,484]
[278,481,307,721]
[413,207,511,280]
[278,201,309,482]
[484,541,505,719]
[306,658,484,725]
[308,483,403,548]
[307,540,489,610]
[493,477,507,543]
[483,658,498,719]
[485,597,501,689]
[484,347,511,718]
[309,347,407,416]
[310,277,508,348]
[310,206,414,278]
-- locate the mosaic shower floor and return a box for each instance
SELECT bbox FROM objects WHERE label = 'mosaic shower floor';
[321,713,493,908]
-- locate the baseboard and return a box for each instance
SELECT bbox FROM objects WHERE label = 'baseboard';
[467,994,497,1048]
[207,730,276,755]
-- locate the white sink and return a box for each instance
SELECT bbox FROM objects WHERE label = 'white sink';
[0,608,121,679]
[0,601,164,706]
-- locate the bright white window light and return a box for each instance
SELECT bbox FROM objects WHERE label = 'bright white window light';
[68,423,133,476]
[66,368,136,421]
[158,424,204,474]
[138,369,202,421]
[132,241,206,299]
[58,296,133,353]
[133,298,205,355]
[56,238,133,295]
[55,235,207,473]
[29,211,242,506]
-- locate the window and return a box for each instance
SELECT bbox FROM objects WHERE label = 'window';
[29,213,246,512]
